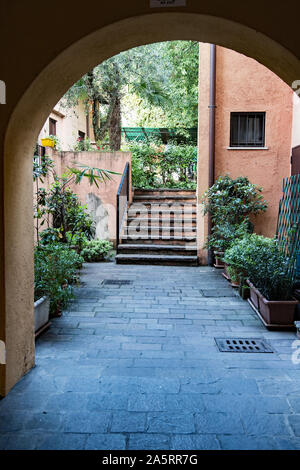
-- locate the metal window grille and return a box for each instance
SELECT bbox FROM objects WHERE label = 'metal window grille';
[230,112,265,147]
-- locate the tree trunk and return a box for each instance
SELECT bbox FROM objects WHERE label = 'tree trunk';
[92,99,101,141]
[109,95,121,151]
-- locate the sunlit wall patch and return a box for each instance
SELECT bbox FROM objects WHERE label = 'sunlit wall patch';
[0,80,6,104]
[0,341,6,364]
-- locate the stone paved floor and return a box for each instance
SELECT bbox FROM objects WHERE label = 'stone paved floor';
[0,263,300,450]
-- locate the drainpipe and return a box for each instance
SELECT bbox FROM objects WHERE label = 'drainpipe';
[208,44,216,266]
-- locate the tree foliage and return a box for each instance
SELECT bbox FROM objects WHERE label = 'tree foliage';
[62,41,199,150]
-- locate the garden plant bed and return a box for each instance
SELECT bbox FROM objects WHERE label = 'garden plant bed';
[247,299,296,331]
[247,281,298,330]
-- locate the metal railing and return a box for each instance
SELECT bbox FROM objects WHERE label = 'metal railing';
[116,162,130,249]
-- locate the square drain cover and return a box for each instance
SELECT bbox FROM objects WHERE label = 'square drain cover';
[102,279,132,286]
[215,337,273,353]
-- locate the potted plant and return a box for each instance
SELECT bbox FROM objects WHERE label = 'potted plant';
[34,243,83,318]
[201,175,268,226]
[224,234,298,326]
[239,282,250,300]
[226,265,240,288]
[201,175,268,266]
[206,220,251,269]
[41,136,55,148]
[34,296,50,333]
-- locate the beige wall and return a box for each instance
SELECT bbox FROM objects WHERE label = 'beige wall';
[1,4,300,396]
[213,47,293,237]
[38,100,91,151]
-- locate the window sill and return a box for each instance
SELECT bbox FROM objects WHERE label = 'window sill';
[227,146,269,150]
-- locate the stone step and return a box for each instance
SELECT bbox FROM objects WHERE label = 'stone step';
[128,208,197,216]
[133,195,196,204]
[120,235,197,245]
[115,253,198,266]
[127,217,196,226]
[117,244,197,256]
[130,203,197,211]
[124,225,196,233]
[134,189,196,197]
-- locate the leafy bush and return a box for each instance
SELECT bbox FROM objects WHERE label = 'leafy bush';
[81,239,113,262]
[66,231,88,251]
[205,219,251,253]
[223,234,294,300]
[223,234,276,272]
[34,243,83,315]
[226,265,241,285]
[46,176,95,243]
[128,141,197,189]
[201,175,267,225]
[40,227,63,245]
[74,136,94,151]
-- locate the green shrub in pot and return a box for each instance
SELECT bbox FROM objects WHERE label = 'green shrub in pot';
[201,175,268,225]
[224,234,294,301]
[205,219,251,254]
[34,243,84,315]
[226,265,241,286]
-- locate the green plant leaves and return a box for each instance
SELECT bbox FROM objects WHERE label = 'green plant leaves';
[223,234,294,301]
[67,164,120,188]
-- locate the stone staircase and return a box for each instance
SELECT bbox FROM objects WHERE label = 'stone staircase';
[115,189,198,266]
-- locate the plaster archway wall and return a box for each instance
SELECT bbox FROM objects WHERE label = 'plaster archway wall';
[1,6,300,396]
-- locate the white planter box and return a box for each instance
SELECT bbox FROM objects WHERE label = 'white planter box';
[34,296,50,333]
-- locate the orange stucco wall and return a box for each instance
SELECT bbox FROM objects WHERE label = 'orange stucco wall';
[214,47,293,237]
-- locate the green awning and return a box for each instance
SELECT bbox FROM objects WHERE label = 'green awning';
[122,127,197,144]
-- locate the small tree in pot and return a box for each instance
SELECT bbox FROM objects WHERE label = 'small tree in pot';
[201,175,268,266]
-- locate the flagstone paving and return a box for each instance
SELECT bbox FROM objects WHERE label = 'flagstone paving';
[0,263,300,450]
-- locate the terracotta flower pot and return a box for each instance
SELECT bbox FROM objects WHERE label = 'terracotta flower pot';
[222,263,231,282]
[248,280,298,325]
[214,250,225,268]
[239,285,250,300]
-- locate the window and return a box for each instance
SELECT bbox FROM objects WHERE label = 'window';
[78,130,85,140]
[230,112,265,147]
[49,118,57,136]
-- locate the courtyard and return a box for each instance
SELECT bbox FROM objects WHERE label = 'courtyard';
[0,263,299,450]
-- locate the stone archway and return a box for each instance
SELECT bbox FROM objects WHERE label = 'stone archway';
[1,12,300,396]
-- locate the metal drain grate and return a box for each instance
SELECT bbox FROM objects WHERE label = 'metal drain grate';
[102,279,133,286]
[215,337,273,353]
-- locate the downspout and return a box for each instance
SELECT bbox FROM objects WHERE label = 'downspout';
[208,44,216,266]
